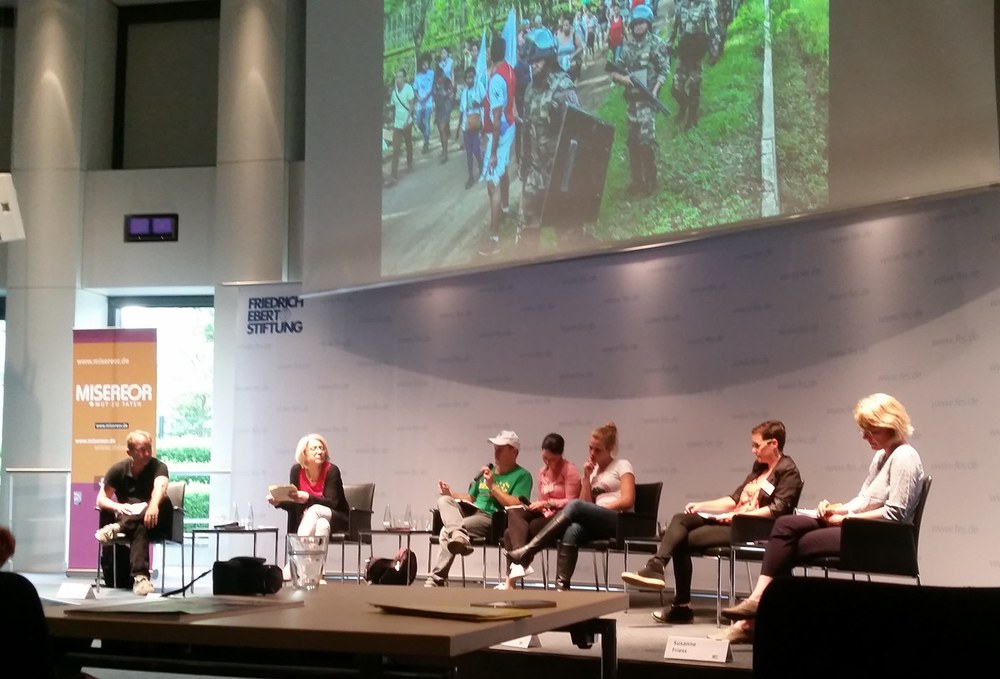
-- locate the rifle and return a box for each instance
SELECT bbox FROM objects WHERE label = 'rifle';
[605,61,671,118]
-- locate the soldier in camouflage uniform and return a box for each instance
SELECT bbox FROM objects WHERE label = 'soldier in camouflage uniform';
[669,0,721,130]
[520,27,580,251]
[611,4,670,196]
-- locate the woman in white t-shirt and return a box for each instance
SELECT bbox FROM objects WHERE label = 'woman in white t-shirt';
[507,421,635,589]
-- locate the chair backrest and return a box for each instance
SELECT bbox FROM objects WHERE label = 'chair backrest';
[910,475,932,552]
[167,480,186,509]
[633,482,663,517]
[162,480,186,543]
[343,483,375,541]
[343,483,375,512]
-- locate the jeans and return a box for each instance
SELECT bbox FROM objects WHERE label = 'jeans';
[415,104,433,145]
[559,498,620,545]
[463,128,482,180]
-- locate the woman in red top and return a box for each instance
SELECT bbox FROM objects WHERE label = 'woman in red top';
[269,433,350,540]
[608,4,625,61]
[497,433,582,590]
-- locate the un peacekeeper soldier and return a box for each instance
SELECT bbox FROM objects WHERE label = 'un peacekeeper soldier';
[520,27,581,252]
[611,3,670,196]
[669,0,721,130]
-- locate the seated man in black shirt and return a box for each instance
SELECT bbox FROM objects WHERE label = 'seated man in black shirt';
[95,430,169,595]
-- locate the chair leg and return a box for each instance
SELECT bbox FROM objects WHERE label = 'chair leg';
[481,547,487,589]
[541,549,549,590]
[716,555,724,627]
[160,542,166,592]
[460,554,467,587]
[592,551,600,591]
[95,543,102,594]
[602,551,610,591]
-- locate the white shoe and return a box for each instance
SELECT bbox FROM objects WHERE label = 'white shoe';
[95,523,122,545]
[132,574,155,596]
[494,582,510,590]
[508,564,535,581]
[282,563,292,581]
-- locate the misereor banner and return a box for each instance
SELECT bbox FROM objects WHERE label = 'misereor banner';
[68,328,157,572]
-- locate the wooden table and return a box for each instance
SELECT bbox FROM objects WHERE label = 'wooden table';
[46,583,628,678]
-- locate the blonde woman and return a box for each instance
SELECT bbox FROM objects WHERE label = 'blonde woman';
[507,422,635,590]
[269,434,350,578]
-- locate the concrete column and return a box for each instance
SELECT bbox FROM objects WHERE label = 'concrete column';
[1,0,113,569]
[214,0,304,284]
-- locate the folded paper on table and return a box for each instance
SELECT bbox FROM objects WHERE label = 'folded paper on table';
[64,596,305,621]
[371,602,533,622]
[470,599,556,609]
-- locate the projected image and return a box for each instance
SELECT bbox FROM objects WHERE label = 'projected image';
[380,0,829,278]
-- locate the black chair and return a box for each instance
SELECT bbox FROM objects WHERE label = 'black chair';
[578,481,663,591]
[699,514,775,625]
[799,475,932,583]
[427,507,507,587]
[96,480,186,593]
[327,482,375,582]
[754,576,996,677]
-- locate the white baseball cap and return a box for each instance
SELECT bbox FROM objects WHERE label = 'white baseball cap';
[488,430,520,450]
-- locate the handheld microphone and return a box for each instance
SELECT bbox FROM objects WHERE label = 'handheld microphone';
[474,463,494,485]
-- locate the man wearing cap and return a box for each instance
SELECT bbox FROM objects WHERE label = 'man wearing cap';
[426,430,533,587]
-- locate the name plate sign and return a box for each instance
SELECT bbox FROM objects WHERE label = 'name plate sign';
[664,636,732,663]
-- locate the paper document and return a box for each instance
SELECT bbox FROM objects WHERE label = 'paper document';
[268,484,299,503]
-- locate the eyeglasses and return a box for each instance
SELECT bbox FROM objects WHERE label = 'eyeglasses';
[751,439,773,451]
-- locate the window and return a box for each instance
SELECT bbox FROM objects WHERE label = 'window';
[111,296,213,527]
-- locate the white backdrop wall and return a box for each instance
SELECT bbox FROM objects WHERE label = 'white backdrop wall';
[227,187,1000,588]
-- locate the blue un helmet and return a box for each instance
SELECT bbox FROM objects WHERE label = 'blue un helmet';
[630,4,654,26]
[524,27,558,63]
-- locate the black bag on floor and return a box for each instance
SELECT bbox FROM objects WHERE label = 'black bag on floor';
[100,543,134,589]
[364,547,417,585]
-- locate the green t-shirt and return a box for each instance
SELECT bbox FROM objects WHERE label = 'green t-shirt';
[467,464,533,515]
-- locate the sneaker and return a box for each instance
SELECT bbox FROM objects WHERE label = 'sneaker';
[477,234,501,257]
[508,564,535,582]
[282,563,292,581]
[721,598,759,621]
[494,582,510,591]
[95,523,122,545]
[620,559,666,589]
[447,533,475,556]
[424,577,445,588]
[709,623,754,644]
[132,574,155,596]
[651,603,694,624]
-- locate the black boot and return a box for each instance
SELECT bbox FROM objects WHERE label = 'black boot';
[642,147,657,195]
[686,92,701,130]
[555,544,579,591]
[506,513,571,566]
[626,143,645,195]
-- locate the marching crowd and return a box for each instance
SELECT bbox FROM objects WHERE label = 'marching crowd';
[384,1,740,257]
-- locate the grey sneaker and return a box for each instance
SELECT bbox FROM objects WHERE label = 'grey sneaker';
[447,534,475,556]
[95,523,122,545]
[133,574,155,596]
[620,558,667,589]
[424,577,444,588]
